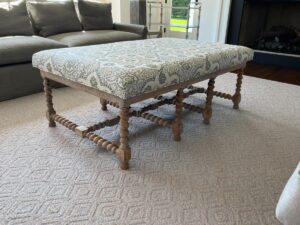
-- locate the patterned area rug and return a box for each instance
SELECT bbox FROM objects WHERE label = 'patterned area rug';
[0,74,299,225]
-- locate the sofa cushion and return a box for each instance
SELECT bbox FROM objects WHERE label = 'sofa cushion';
[0,36,67,66]
[26,0,82,37]
[78,0,113,30]
[0,0,33,37]
[48,30,143,47]
[114,23,148,39]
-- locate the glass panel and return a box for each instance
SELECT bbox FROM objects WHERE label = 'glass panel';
[171,0,190,32]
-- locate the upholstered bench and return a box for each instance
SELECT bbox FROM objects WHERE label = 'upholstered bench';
[32,38,253,170]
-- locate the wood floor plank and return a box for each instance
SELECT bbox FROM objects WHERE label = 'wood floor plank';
[243,63,300,85]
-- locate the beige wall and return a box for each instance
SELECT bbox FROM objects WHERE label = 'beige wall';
[198,0,231,42]
[105,0,130,23]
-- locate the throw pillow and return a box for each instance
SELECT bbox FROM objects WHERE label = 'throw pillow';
[78,0,113,30]
[26,0,82,37]
[0,0,33,36]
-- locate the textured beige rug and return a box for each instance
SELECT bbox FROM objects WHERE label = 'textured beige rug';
[0,74,299,225]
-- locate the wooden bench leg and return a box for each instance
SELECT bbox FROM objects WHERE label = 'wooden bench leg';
[203,78,215,125]
[173,88,183,141]
[43,78,56,127]
[232,68,244,109]
[116,106,131,170]
[100,98,108,111]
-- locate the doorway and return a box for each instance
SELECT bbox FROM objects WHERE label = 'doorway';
[147,0,201,39]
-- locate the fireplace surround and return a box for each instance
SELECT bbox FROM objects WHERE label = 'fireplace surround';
[227,0,300,69]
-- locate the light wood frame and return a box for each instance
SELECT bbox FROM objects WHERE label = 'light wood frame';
[41,65,245,170]
[100,68,245,122]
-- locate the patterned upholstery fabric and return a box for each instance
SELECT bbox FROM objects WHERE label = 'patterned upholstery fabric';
[32,38,254,100]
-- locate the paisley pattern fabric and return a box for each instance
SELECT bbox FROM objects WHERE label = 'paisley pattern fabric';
[32,38,254,100]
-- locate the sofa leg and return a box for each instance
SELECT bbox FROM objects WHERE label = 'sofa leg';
[232,68,244,109]
[100,98,108,111]
[173,88,183,141]
[203,78,215,125]
[116,106,131,170]
[43,78,56,127]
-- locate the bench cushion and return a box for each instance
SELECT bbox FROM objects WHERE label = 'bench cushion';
[0,36,67,66]
[32,38,254,99]
[48,30,143,47]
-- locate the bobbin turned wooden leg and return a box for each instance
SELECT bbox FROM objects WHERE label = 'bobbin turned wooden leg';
[100,98,108,111]
[203,78,215,125]
[116,106,131,170]
[172,89,183,141]
[232,68,244,109]
[43,78,56,127]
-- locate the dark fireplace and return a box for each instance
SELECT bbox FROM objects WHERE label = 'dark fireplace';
[227,0,300,69]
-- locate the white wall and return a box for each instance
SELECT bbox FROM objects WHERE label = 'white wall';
[108,0,130,23]
[198,0,231,43]
[109,0,121,22]
[120,0,130,23]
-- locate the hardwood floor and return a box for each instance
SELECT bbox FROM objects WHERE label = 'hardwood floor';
[244,63,300,86]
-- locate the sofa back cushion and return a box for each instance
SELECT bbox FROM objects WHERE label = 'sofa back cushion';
[78,0,113,31]
[0,0,33,37]
[26,0,82,37]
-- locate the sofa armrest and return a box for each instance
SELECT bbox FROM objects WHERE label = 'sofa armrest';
[113,23,148,39]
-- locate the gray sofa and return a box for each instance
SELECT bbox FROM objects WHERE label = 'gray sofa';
[0,0,147,101]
